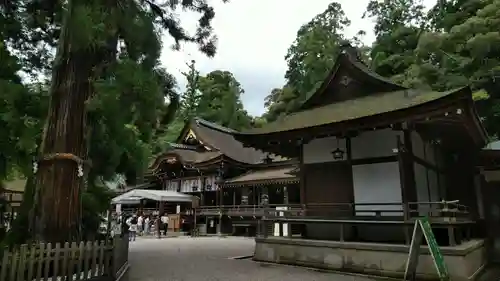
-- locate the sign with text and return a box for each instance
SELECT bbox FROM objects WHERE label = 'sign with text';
[404,217,449,280]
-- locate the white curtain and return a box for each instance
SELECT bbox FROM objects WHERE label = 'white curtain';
[180,178,203,192]
[165,180,179,192]
[204,176,218,191]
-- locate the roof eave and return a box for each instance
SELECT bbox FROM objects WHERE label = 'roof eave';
[222,177,299,188]
[233,88,470,155]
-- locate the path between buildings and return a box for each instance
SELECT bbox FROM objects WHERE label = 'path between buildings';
[121,236,379,281]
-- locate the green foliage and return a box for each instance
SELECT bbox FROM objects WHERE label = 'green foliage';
[415,0,500,136]
[81,183,115,239]
[156,64,254,146]
[179,60,202,121]
[263,2,360,121]
[197,70,252,130]
[262,0,500,141]
[365,0,427,87]
[1,0,229,243]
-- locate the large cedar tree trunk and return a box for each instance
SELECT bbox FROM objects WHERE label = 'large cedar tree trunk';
[30,0,118,243]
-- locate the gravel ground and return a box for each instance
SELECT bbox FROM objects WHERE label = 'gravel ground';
[121,236,377,281]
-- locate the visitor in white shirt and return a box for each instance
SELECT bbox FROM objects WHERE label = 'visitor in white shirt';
[144,216,150,235]
[137,215,144,235]
[161,213,169,236]
[126,215,138,241]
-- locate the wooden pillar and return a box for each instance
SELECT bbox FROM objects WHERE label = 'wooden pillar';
[201,177,205,206]
[283,186,289,205]
[298,144,306,214]
[232,187,236,207]
[253,185,256,206]
[157,201,164,237]
[218,187,223,235]
[138,199,144,215]
[346,136,355,216]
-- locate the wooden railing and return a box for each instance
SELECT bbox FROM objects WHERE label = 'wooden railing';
[0,234,129,281]
[266,201,471,221]
[195,201,470,220]
[195,204,303,216]
[257,201,475,247]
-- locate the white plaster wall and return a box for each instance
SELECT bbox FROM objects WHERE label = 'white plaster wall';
[351,129,402,159]
[352,162,403,216]
[303,136,346,163]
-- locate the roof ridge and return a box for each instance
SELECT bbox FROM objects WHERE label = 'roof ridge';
[193,117,238,134]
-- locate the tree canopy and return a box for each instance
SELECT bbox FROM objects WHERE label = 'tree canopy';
[262,0,500,140]
[1,0,229,242]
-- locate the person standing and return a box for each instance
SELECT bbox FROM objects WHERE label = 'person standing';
[126,215,138,241]
[137,214,144,235]
[161,213,169,236]
[144,215,150,235]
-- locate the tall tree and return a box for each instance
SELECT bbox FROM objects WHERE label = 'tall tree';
[179,60,202,121]
[197,70,252,130]
[29,0,226,242]
[416,0,500,137]
[284,2,350,105]
[364,0,427,87]
[263,2,362,121]
[262,86,297,122]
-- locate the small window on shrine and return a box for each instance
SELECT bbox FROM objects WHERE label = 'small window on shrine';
[192,186,199,192]
[205,184,212,191]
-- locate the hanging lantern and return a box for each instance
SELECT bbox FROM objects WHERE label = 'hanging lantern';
[331,137,345,160]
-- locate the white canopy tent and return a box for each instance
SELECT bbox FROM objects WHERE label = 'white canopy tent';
[111,189,196,204]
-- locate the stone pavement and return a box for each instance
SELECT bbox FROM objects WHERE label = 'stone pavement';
[121,236,378,281]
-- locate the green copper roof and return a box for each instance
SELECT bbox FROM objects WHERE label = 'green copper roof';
[244,87,466,135]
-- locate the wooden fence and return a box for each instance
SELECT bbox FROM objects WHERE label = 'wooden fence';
[0,234,129,281]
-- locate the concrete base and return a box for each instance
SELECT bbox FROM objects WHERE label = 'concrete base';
[254,237,486,281]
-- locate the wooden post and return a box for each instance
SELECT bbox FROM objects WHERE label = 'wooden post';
[298,145,306,215]
[157,201,164,238]
[232,187,236,207]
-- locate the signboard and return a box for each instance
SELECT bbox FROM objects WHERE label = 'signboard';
[273,206,288,237]
[404,217,449,280]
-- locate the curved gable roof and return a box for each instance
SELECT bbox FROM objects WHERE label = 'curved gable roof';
[299,42,407,110]
[191,118,286,164]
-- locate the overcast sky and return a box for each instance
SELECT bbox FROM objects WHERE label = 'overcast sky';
[160,0,434,117]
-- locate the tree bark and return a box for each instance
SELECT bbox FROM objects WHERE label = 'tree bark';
[29,0,118,243]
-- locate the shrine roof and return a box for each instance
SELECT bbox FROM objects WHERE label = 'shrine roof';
[182,118,286,164]
[149,118,288,170]
[237,87,468,135]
